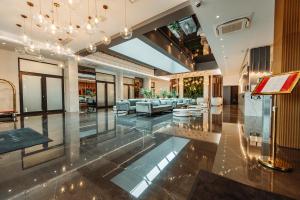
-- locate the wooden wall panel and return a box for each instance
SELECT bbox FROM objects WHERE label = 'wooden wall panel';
[273,0,300,149]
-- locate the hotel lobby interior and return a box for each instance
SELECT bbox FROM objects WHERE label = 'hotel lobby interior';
[0,0,300,199]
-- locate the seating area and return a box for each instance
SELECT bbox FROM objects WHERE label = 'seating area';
[116,98,193,115]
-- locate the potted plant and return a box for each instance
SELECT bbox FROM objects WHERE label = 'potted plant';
[141,88,153,99]
[160,90,168,99]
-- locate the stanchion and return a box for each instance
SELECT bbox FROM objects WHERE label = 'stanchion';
[258,95,292,172]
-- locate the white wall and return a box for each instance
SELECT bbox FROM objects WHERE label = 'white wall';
[223,73,240,86]
[0,49,19,113]
[0,48,64,114]
[151,79,170,96]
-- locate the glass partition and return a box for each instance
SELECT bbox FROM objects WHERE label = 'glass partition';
[46,77,63,111]
[107,83,115,106]
[22,74,42,113]
[129,85,135,99]
[123,85,129,99]
[97,82,106,107]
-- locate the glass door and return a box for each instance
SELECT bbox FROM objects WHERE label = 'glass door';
[20,73,64,115]
[123,85,129,100]
[46,77,63,111]
[97,81,115,108]
[107,83,115,107]
[97,82,106,107]
[129,85,135,99]
[22,74,43,113]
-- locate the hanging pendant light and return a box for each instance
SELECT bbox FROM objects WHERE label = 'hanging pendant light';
[84,0,96,34]
[120,0,132,40]
[93,0,100,28]
[86,43,97,53]
[24,1,41,56]
[65,5,78,36]
[33,0,45,28]
[100,31,111,45]
[86,33,97,53]
[45,1,62,36]
[20,14,30,45]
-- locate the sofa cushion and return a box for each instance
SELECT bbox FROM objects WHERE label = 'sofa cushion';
[178,99,183,103]
[160,100,168,105]
[128,99,142,106]
[151,100,160,106]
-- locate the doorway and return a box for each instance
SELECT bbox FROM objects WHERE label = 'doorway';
[223,85,238,105]
[97,81,115,108]
[20,72,64,115]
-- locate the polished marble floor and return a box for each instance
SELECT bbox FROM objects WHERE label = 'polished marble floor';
[0,106,299,200]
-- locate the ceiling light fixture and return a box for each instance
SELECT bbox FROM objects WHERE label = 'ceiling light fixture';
[13,0,113,59]
[120,0,133,39]
[216,15,220,19]
[86,41,97,53]
[100,32,111,45]
[33,0,45,28]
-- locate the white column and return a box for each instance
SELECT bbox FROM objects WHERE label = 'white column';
[65,113,80,162]
[64,58,79,112]
[143,77,151,90]
[210,75,213,104]
[116,72,124,101]
[179,77,184,98]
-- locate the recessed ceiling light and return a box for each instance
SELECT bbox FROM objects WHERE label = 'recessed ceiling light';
[216,15,220,19]
[220,38,223,41]
[2,42,6,45]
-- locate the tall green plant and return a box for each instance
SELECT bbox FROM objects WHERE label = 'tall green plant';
[160,90,168,98]
[141,88,153,99]
[171,90,177,98]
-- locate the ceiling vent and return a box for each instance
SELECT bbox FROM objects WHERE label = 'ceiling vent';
[216,17,251,36]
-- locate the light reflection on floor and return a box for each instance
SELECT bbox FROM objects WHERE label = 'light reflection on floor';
[0,106,299,199]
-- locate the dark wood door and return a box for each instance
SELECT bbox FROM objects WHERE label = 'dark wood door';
[230,86,238,105]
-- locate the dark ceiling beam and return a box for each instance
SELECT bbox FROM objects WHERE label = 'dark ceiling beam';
[142,31,194,71]
[195,61,219,71]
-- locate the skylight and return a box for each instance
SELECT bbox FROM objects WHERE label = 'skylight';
[109,38,190,74]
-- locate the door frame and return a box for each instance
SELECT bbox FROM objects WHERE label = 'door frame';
[19,71,64,115]
[96,80,116,109]
[123,83,135,99]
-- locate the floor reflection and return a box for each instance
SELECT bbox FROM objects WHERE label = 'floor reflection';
[0,106,299,199]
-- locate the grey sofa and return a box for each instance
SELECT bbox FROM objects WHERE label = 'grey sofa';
[136,99,174,116]
[116,99,144,113]
[172,98,192,108]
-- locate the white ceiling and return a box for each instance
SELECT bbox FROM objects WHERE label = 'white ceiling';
[192,0,275,84]
[0,0,187,52]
